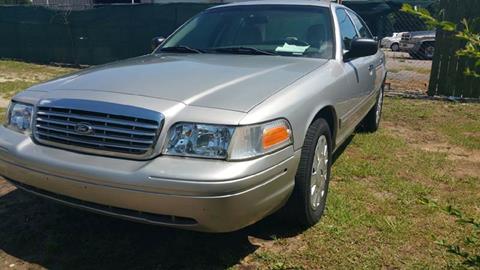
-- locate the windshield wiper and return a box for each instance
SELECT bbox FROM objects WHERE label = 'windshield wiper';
[212,47,276,56]
[160,46,204,54]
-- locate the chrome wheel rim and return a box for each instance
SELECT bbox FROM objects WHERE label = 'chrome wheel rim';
[310,135,329,210]
[375,91,383,124]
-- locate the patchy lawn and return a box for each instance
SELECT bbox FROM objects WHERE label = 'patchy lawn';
[385,50,432,94]
[0,62,479,270]
[0,60,77,106]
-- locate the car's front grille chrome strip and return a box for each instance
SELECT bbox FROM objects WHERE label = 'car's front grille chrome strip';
[33,99,164,159]
[36,125,155,145]
[36,111,159,130]
[35,117,157,137]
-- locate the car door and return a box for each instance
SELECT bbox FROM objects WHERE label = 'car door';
[347,9,384,95]
[334,8,375,141]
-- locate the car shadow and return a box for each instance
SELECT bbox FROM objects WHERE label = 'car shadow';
[333,134,354,164]
[0,189,306,270]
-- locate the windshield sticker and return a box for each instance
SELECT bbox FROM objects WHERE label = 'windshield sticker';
[275,43,310,55]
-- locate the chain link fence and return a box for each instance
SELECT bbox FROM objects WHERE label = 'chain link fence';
[377,9,437,95]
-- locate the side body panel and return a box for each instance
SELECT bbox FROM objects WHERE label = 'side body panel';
[332,4,386,146]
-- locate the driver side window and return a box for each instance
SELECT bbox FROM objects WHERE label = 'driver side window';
[336,8,358,51]
[347,10,373,39]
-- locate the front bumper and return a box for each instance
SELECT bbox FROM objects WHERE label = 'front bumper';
[399,42,415,52]
[0,126,300,232]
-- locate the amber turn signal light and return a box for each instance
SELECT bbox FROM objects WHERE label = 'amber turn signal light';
[262,125,290,149]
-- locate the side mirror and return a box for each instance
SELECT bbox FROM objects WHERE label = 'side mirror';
[151,36,166,51]
[344,38,378,61]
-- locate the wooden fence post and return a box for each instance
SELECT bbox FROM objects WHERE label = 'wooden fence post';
[429,0,480,98]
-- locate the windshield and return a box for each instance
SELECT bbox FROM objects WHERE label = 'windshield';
[157,5,335,59]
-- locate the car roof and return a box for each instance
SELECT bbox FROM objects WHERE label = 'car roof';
[209,0,333,9]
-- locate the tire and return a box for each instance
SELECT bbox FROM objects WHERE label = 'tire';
[362,86,384,132]
[421,43,435,60]
[390,43,400,52]
[287,118,332,227]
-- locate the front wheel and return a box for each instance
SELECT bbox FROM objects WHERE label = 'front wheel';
[287,118,332,227]
[390,43,400,52]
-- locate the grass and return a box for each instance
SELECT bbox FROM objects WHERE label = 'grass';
[0,81,35,99]
[0,61,479,269]
[242,98,479,269]
[388,65,432,75]
[0,60,77,100]
[384,98,480,150]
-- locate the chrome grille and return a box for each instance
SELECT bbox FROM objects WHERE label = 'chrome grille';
[33,99,164,159]
[401,33,411,41]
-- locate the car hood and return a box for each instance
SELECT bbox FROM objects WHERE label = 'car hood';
[28,53,328,112]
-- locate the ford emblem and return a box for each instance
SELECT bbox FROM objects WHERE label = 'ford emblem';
[74,123,94,135]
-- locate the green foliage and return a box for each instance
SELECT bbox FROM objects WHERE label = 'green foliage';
[401,4,456,31]
[456,19,480,78]
[420,198,480,268]
[401,3,480,78]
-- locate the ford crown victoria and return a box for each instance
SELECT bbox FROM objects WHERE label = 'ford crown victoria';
[0,0,386,232]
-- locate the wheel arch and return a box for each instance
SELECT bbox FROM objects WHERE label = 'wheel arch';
[310,106,338,149]
[421,40,435,45]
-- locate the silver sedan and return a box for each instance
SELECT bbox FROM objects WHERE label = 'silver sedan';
[0,0,386,232]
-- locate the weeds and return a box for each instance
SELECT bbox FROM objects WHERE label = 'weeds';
[420,198,480,268]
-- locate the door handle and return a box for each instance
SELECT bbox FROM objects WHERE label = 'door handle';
[368,64,374,72]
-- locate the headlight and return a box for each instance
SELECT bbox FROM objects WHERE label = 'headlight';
[163,119,293,160]
[164,123,235,159]
[5,102,34,134]
[228,119,292,160]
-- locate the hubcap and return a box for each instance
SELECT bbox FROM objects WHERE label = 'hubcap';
[310,135,329,210]
[375,91,383,124]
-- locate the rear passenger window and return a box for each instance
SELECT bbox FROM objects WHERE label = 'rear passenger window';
[335,8,358,51]
[347,11,373,39]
